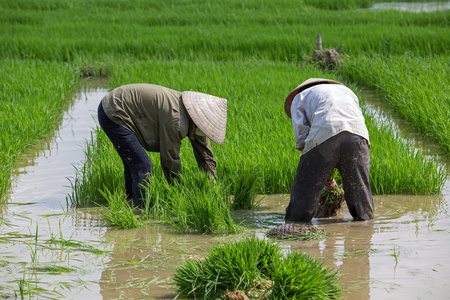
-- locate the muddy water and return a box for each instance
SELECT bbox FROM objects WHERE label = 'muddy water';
[0,80,449,299]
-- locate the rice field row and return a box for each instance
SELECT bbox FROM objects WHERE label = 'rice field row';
[1,0,448,210]
[0,59,79,197]
[66,59,447,232]
[339,54,450,156]
[0,0,448,63]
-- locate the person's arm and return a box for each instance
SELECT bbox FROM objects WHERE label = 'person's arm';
[159,116,183,184]
[291,98,310,151]
[189,128,217,180]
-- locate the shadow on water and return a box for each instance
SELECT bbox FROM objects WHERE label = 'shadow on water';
[0,78,449,299]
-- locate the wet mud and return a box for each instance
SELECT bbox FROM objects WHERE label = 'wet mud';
[0,79,449,299]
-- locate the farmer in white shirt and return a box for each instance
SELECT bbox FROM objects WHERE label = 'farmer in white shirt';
[284,78,374,223]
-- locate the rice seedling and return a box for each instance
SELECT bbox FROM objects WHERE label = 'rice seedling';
[30,265,75,275]
[27,224,39,265]
[270,251,341,299]
[174,237,282,299]
[160,171,241,234]
[231,168,262,210]
[174,237,340,299]
[390,245,400,265]
[67,129,124,208]
[99,187,141,229]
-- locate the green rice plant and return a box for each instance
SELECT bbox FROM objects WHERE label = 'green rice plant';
[361,98,447,195]
[30,265,75,275]
[108,59,447,195]
[69,127,240,234]
[174,237,282,299]
[231,168,262,210]
[174,237,340,299]
[390,245,400,265]
[0,0,448,63]
[0,59,78,200]
[164,171,241,234]
[67,129,124,207]
[140,164,241,234]
[339,54,450,156]
[270,251,341,299]
[140,168,176,220]
[99,186,141,229]
[68,58,448,237]
[27,224,39,264]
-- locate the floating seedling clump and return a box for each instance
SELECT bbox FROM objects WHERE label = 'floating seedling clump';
[266,223,326,241]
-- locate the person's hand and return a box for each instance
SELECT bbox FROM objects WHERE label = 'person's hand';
[339,183,346,205]
[325,178,337,193]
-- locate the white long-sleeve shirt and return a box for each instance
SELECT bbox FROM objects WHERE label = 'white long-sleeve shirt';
[291,84,370,154]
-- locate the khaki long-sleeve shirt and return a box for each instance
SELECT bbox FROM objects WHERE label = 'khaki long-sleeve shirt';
[101,84,217,182]
[291,84,370,154]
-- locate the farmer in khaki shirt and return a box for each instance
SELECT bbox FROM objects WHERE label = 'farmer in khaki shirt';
[98,84,227,208]
[284,78,374,223]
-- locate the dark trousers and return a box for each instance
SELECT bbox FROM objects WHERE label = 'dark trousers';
[285,132,374,223]
[97,102,153,207]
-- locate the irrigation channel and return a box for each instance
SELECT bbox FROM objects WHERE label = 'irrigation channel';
[1,77,449,300]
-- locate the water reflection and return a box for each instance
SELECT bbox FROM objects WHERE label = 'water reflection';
[370,1,450,12]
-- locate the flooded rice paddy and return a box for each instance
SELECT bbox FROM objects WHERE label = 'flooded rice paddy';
[369,1,450,12]
[1,80,449,299]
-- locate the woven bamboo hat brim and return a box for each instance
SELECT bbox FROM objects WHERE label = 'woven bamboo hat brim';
[182,91,227,145]
[284,78,344,118]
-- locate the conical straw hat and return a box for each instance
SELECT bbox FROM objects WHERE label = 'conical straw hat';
[284,78,343,118]
[182,91,227,145]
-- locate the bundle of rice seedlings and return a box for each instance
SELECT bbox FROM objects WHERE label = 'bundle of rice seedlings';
[313,184,345,218]
[270,251,341,299]
[314,169,345,218]
[174,237,341,299]
[174,237,281,299]
[266,223,326,241]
